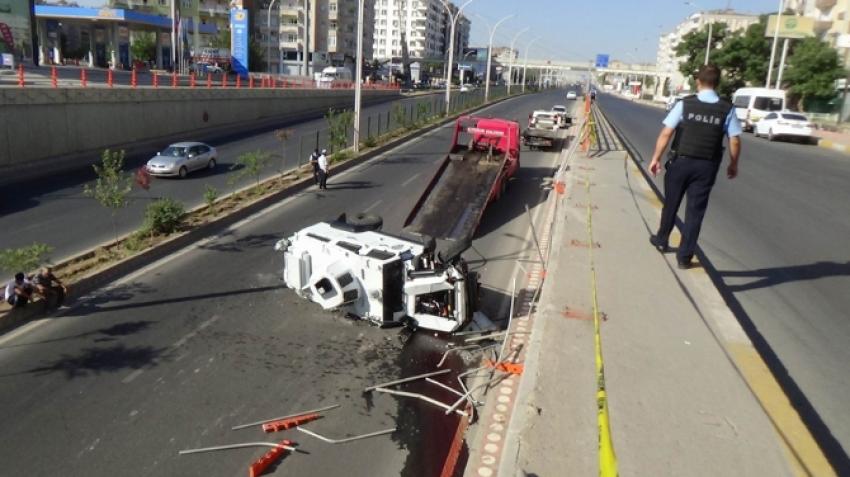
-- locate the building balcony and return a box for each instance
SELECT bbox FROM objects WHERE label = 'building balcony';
[280,23,301,33]
[281,6,302,16]
[280,40,301,49]
[816,0,836,10]
[329,8,338,20]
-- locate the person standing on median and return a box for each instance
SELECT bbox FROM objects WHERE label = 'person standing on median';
[318,149,329,190]
[309,148,321,185]
[648,64,742,269]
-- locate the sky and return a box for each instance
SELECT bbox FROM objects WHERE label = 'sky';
[463,0,781,64]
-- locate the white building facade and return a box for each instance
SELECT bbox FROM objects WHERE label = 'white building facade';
[656,9,758,92]
[372,0,468,61]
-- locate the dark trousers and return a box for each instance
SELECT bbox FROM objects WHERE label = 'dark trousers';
[657,156,720,262]
[318,170,328,189]
[311,163,320,184]
[7,295,29,308]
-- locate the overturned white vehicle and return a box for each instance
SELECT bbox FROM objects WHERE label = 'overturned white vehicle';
[274,215,480,333]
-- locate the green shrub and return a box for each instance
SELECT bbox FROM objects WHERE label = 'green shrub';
[203,185,218,212]
[0,243,53,275]
[143,198,185,235]
[364,136,377,148]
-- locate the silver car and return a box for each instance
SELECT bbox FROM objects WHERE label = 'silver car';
[147,142,217,178]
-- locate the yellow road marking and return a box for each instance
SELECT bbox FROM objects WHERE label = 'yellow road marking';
[728,344,836,477]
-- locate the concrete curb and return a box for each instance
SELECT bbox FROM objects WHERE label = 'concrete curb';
[816,138,850,155]
[0,92,524,336]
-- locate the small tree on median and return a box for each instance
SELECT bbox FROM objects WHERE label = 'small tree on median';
[84,149,133,245]
[229,150,272,191]
[0,243,53,276]
[325,108,354,161]
[274,129,294,176]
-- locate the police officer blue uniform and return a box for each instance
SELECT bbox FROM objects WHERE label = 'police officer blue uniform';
[648,65,742,269]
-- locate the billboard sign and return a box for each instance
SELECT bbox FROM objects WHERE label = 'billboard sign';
[765,15,815,39]
[595,54,609,68]
[230,7,248,77]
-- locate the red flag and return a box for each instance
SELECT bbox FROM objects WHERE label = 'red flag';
[0,23,14,49]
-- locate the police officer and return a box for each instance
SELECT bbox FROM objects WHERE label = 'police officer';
[648,64,742,269]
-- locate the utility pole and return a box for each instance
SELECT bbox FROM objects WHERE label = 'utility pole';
[439,0,475,114]
[267,0,278,75]
[302,0,309,77]
[353,0,365,152]
[775,37,789,89]
[766,0,784,87]
[522,36,541,93]
[506,27,529,96]
[704,21,713,65]
[477,13,513,102]
[170,0,177,70]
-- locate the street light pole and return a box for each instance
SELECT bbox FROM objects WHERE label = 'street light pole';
[460,50,475,87]
[477,13,513,103]
[704,21,712,65]
[302,0,309,77]
[507,27,529,96]
[267,0,278,75]
[439,0,475,114]
[353,0,365,153]
[766,0,784,87]
[775,37,789,89]
[522,36,541,93]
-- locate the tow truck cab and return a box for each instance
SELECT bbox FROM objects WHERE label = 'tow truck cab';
[276,221,473,333]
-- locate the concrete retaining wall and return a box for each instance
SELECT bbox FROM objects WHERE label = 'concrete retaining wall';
[0,87,398,182]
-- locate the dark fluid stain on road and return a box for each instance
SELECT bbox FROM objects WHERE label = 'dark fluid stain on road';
[390,331,475,477]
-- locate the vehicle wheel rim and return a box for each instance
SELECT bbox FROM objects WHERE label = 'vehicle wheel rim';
[208,159,216,169]
[179,167,187,178]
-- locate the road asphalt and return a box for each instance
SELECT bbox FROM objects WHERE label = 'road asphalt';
[597,93,850,473]
[0,88,566,476]
[0,90,484,263]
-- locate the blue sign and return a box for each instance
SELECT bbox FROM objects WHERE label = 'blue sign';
[230,8,249,77]
[595,54,609,68]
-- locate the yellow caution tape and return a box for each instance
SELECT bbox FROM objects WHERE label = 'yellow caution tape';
[585,177,619,477]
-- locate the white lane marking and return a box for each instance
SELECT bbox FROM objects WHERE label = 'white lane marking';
[120,315,220,384]
[122,369,145,384]
[0,95,530,346]
[401,172,422,188]
[364,199,383,212]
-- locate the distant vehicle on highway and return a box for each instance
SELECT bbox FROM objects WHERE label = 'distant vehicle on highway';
[318,66,353,87]
[754,111,815,143]
[551,105,571,128]
[460,84,473,92]
[590,89,597,100]
[665,93,690,111]
[191,62,224,74]
[732,87,786,132]
[566,91,578,100]
[147,142,218,178]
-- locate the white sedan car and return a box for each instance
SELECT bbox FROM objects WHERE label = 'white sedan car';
[566,91,578,100]
[754,112,815,143]
[147,142,218,178]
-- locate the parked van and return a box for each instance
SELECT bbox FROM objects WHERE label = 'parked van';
[732,88,786,132]
[318,66,353,87]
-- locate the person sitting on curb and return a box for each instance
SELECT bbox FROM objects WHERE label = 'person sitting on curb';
[5,273,34,308]
[32,266,68,311]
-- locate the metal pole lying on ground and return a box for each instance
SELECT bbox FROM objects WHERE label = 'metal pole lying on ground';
[297,426,396,444]
[374,387,469,416]
[363,369,451,393]
[179,441,301,455]
[231,404,341,430]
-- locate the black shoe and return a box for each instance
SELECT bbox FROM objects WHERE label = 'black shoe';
[677,259,693,270]
[649,235,671,253]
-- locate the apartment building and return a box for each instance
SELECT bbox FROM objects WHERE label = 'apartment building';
[788,0,850,66]
[372,0,468,61]
[656,9,758,91]
[256,0,375,75]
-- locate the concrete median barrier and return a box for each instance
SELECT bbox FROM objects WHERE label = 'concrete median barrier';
[0,87,399,184]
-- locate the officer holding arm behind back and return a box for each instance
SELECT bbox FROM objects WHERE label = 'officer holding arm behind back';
[648,64,742,269]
